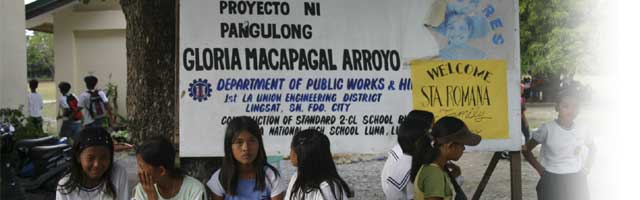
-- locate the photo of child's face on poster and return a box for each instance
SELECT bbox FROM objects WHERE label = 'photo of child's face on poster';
[429,0,489,60]
[446,15,472,47]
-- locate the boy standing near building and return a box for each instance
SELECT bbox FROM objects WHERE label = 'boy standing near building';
[28,79,43,131]
[57,82,82,139]
[78,75,113,128]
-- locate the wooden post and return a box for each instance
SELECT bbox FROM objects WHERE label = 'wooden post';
[472,151,523,200]
[472,152,501,200]
[510,151,522,200]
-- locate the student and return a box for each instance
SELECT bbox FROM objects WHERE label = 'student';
[56,127,129,200]
[133,136,207,200]
[78,75,113,128]
[381,110,434,200]
[410,117,481,200]
[285,129,353,200]
[57,82,83,140]
[521,83,530,141]
[28,79,44,130]
[207,116,286,200]
[522,89,594,200]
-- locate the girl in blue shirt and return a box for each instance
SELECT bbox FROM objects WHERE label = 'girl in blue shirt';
[207,116,286,200]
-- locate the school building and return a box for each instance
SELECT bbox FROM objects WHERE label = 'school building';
[1,0,28,109]
[23,0,127,115]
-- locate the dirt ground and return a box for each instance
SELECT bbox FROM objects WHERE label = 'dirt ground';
[304,151,542,200]
[25,103,602,200]
[287,104,599,200]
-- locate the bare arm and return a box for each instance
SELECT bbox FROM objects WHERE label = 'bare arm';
[522,112,530,135]
[57,103,63,119]
[271,193,284,200]
[522,139,544,176]
[212,194,224,200]
[585,142,597,173]
[105,103,115,127]
[99,91,115,126]
[138,170,158,200]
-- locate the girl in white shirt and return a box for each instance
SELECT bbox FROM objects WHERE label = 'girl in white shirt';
[56,127,129,200]
[523,88,595,200]
[285,129,352,200]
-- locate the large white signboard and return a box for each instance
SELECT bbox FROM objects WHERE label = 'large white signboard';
[179,0,521,157]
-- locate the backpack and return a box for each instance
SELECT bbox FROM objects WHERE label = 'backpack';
[87,90,107,119]
[64,94,83,121]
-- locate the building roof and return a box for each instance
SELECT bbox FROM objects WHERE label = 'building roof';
[26,0,122,33]
[26,0,76,20]
[26,0,76,33]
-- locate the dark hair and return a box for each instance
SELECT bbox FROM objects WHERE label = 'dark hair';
[290,129,352,200]
[398,110,434,155]
[410,116,467,200]
[84,75,98,90]
[58,82,71,95]
[59,127,116,198]
[136,136,183,178]
[29,79,39,92]
[218,116,278,195]
[556,87,580,104]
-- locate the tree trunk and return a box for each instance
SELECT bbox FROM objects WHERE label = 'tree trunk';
[120,0,176,143]
[119,0,218,184]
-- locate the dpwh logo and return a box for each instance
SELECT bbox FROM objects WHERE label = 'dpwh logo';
[188,78,212,102]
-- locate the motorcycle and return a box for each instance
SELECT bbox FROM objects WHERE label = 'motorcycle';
[1,122,71,193]
[16,136,71,192]
[1,122,26,200]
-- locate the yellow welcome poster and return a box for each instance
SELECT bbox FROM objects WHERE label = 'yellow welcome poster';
[411,60,509,139]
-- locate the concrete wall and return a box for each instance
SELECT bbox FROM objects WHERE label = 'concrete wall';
[75,30,127,114]
[53,4,127,116]
[0,0,28,110]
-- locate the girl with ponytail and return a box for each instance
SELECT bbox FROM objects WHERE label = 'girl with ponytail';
[285,129,353,200]
[410,117,481,200]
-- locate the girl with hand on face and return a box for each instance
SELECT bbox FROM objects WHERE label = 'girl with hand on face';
[56,127,129,200]
[207,116,286,200]
[410,117,482,200]
[133,136,207,200]
[285,129,353,200]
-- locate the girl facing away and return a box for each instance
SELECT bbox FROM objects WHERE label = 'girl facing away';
[56,127,129,200]
[410,116,481,200]
[133,136,207,200]
[285,129,353,200]
[522,88,595,200]
[207,116,286,200]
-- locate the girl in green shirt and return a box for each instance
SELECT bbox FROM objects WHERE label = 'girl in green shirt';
[410,117,482,200]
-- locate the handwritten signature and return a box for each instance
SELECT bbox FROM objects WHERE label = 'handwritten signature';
[439,107,492,123]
